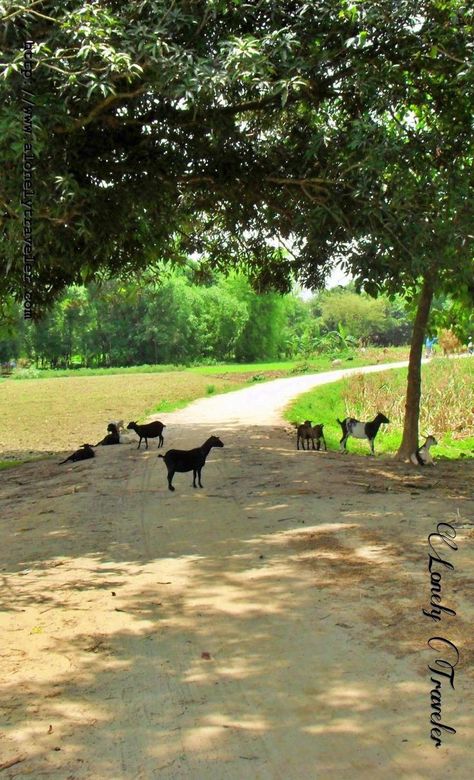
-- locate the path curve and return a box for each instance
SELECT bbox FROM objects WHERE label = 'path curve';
[153,360,412,428]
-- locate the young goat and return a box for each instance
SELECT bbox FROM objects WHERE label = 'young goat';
[158,435,224,491]
[296,420,327,451]
[337,412,389,456]
[127,420,165,449]
[410,435,438,466]
[59,443,95,465]
[95,423,120,447]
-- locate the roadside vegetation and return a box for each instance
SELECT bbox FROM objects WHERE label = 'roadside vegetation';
[1,273,412,371]
[3,347,409,381]
[285,358,474,460]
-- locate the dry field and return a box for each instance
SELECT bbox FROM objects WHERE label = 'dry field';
[0,372,243,460]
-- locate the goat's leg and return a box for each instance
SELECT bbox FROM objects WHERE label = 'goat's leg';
[297,435,300,450]
[167,469,175,491]
[193,469,198,488]
[311,437,316,450]
[339,435,348,452]
[369,438,375,456]
[322,435,327,452]
[197,468,203,488]
[137,438,142,450]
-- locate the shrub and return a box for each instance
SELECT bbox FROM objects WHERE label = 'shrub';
[438,329,462,356]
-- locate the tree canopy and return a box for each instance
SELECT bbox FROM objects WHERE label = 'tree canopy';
[1,273,413,367]
[1,0,473,309]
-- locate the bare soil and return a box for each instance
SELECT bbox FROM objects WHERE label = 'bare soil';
[1,368,473,779]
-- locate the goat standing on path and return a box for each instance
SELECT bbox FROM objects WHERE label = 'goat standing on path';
[337,412,389,456]
[127,420,165,449]
[158,435,224,491]
[296,421,327,451]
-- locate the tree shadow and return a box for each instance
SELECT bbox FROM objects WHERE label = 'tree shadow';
[1,424,473,777]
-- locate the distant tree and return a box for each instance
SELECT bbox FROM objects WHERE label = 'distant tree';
[193,286,248,360]
[317,288,412,346]
[319,290,386,343]
[0,298,23,362]
[429,293,474,345]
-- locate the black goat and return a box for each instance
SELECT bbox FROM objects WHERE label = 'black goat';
[59,443,95,465]
[337,412,389,455]
[95,423,120,447]
[127,420,165,449]
[158,435,224,491]
[296,420,327,451]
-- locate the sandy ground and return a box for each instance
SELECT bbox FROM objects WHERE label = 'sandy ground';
[1,365,473,779]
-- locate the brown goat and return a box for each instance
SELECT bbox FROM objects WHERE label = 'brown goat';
[296,420,327,451]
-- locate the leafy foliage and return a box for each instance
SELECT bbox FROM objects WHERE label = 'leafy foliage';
[1,0,473,309]
[2,276,414,367]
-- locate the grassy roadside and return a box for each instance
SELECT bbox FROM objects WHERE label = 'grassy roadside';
[284,358,474,460]
[6,346,409,381]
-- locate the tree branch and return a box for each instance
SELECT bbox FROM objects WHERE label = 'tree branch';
[53,85,147,133]
[1,1,56,23]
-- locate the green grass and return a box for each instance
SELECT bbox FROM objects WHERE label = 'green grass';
[0,459,24,470]
[7,347,410,381]
[0,456,48,470]
[285,358,474,460]
[10,363,186,380]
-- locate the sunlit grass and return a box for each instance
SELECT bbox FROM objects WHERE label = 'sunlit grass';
[285,358,474,459]
[8,347,409,381]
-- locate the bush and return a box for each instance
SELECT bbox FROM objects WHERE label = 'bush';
[438,329,462,355]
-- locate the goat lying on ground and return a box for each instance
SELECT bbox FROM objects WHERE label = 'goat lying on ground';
[95,423,120,447]
[296,420,327,451]
[127,420,165,449]
[158,435,224,491]
[410,435,438,466]
[337,412,389,455]
[59,443,95,464]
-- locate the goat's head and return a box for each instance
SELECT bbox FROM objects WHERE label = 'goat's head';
[376,412,390,424]
[209,435,224,448]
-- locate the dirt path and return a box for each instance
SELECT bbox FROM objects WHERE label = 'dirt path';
[1,365,473,779]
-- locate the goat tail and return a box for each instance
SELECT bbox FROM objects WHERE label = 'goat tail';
[336,418,345,430]
[58,457,69,465]
[158,454,164,459]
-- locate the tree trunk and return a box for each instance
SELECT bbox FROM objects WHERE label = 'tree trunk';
[396,274,435,460]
